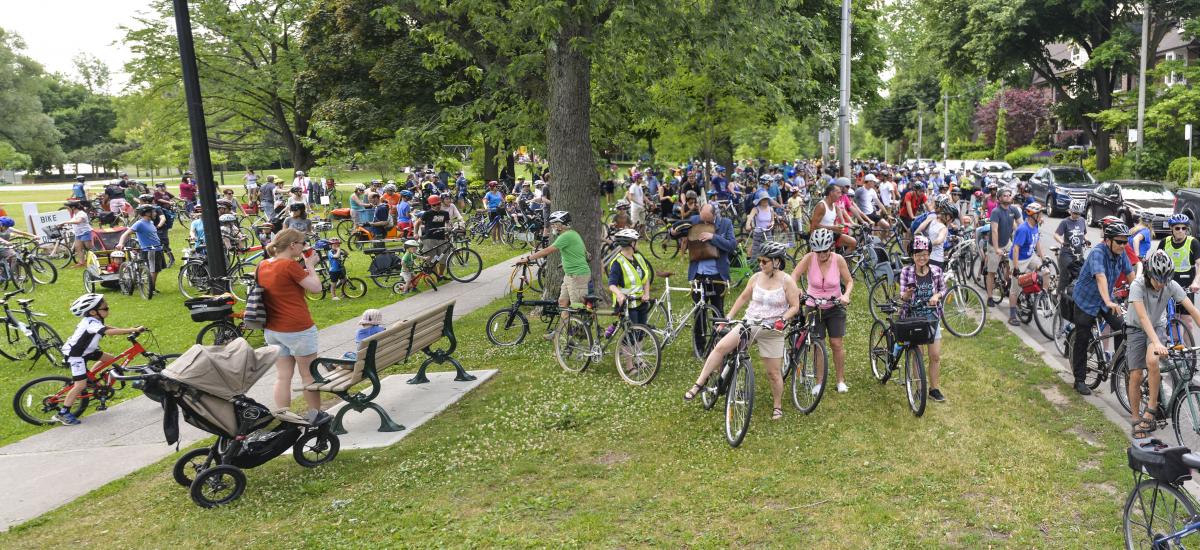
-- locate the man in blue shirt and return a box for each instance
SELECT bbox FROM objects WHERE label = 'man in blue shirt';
[72,176,87,201]
[1069,220,1134,395]
[711,166,731,201]
[116,205,165,294]
[367,192,391,239]
[1008,202,1046,325]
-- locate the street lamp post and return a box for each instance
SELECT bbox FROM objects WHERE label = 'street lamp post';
[837,0,851,177]
[1136,0,1150,153]
[172,0,227,293]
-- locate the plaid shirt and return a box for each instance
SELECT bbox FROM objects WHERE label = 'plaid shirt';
[899,264,945,320]
[1072,244,1133,316]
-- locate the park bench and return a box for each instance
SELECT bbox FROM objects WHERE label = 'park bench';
[303,301,476,435]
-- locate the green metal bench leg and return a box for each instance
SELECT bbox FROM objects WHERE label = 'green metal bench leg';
[366,402,405,432]
[331,406,352,436]
[331,401,406,434]
[407,354,475,385]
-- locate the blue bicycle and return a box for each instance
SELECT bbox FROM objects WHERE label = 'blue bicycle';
[1123,439,1200,548]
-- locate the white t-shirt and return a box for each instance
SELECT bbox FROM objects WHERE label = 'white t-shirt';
[628,183,644,208]
[62,316,106,359]
[926,218,947,263]
[879,181,896,206]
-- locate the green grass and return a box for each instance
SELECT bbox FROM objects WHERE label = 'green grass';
[0,251,1131,547]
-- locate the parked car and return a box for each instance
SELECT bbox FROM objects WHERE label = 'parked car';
[1085,180,1175,236]
[1173,187,1200,237]
[1027,165,1098,217]
[972,160,1013,177]
[1001,169,1036,188]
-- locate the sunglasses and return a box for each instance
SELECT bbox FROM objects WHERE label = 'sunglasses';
[1113,240,1128,245]
[96,307,109,312]
[1174,226,1189,231]
[758,258,774,264]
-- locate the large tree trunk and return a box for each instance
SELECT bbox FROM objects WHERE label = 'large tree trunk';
[483,142,499,182]
[543,21,605,303]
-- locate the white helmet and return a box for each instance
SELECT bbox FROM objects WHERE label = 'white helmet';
[295,170,305,176]
[70,293,105,317]
[404,240,419,247]
[1068,199,1086,215]
[613,228,640,246]
[863,173,878,183]
[548,211,571,225]
[219,214,237,223]
[109,250,126,259]
[1147,249,1175,281]
[809,228,836,252]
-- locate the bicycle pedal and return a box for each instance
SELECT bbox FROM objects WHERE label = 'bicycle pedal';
[95,403,108,411]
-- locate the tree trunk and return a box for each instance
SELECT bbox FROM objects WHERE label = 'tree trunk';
[543,21,605,303]
[483,142,499,182]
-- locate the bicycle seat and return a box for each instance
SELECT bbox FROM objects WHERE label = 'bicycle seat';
[878,304,898,314]
[16,299,32,306]
[655,271,673,278]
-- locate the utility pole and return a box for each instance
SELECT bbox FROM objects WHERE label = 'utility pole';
[172,0,227,293]
[917,107,924,158]
[1137,0,1151,153]
[943,93,950,163]
[837,0,851,177]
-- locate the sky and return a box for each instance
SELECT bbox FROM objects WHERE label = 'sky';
[4,0,154,91]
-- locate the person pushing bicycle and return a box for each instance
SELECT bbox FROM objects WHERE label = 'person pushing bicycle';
[54,294,145,425]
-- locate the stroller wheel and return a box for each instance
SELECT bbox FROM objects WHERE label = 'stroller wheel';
[189,465,246,508]
[293,430,340,468]
[173,448,212,488]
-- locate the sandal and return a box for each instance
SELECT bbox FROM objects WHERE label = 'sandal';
[1132,416,1157,435]
[771,407,784,421]
[1133,424,1152,440]
[683,383,704,401]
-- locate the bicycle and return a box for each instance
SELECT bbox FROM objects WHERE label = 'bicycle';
[866,301,934,417]
[12,330,179,426]
[0,290,65,368]
[485,265,562,346]
[35,224,79,269]
[14,240,57,286]
[304,243,367,301]
[553,296,663,386]
[117,244,157,299]
[420,235,483,283]
[1012,263,1056,339]
[1121,439,1200,548]
[697,318,781,447]
[643,272,722,359]
[781,295,837,415]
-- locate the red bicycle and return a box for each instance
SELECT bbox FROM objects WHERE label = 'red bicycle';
[12,330,178,426]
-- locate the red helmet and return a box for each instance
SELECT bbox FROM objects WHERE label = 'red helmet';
[428,195,442,205]
[487,181,498,188]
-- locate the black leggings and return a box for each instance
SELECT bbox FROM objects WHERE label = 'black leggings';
[1069,306,1125,384]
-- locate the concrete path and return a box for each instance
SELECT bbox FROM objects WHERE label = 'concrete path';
[0,256,519,531]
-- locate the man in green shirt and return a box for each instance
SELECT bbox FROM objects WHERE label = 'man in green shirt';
[519,210,591,338]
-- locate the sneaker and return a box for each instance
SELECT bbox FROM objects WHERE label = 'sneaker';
[1074,382,1092,396]
[332,296,341,301]
[811,383,823,397]
[987,298,998,307]
[1008,316,1021,326]
[929,388,946,402]
[836,382,849,393]
[305,410,333,426]
[52,411,80,426]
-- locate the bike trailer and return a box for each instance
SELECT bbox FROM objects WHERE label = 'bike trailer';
[893,317,936,345]
[368,252,403,276]
[240,203,259,215]
[92,228,127,251]
[1017,272,1042,294]
[1128,440,1194,484]
[185,295,236,322]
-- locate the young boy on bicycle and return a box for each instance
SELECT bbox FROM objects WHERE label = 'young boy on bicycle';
[55,293,145,425]
[399,239,422,293]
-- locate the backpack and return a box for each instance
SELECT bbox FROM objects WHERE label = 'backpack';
[369,252,403,276]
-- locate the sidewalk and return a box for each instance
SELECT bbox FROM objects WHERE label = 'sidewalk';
[0,256,520,531]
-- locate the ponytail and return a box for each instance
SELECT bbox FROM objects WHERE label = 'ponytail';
[267,228,304,257]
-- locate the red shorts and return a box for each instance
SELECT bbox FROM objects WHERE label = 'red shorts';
[397,221,413,237]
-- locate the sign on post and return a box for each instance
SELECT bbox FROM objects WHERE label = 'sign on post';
[22,203,70,237]
[1187,124,1193,141]
[1128,129,1139,143]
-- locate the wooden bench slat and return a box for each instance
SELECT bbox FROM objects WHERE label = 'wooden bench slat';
[372,336,414,369]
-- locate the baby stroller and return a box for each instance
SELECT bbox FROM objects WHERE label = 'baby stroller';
[132,338,339,508]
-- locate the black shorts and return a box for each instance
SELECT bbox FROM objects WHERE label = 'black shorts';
[867,212,882,223]
[488,210,503,222]
[603,180,615,193]
[141,250,165,273]
[810,305,847,339]
[329,270,346,282]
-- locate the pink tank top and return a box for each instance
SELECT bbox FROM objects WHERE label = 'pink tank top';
[806,256,840,308]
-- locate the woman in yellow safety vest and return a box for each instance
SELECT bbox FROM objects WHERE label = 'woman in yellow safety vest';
[608,228,654,320]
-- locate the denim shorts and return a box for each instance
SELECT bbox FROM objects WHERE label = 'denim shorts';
[264,325,319,357]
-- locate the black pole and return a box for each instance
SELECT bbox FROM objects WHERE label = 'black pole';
[172,0,227,293]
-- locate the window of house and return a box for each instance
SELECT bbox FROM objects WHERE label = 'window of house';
[1165,51,1183,86]
[1070,45,1088,67]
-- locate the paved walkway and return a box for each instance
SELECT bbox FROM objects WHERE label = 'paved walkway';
[0,256,520,531]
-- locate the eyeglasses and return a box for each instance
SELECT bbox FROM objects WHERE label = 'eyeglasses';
[1113,240,1128,245]
[757,258,773,264]
[816,250,831,255]
[1174,226,1189,231]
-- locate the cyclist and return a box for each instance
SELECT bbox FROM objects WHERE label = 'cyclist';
[284,202,312,235]
[808,182,857,252]
[1125,250,1200,439]
[745,192,777,260]
[366,192,391,239]
[116,205,166,293]
[915,201,954,270]
[414,195,450,255]
[1130,211,1155,259]
[1158,214,1200,339]
[1008,202,1047,325]
[1054,199,1089,294]
[243,168,259,204]
[258,175,276,219]
[350,184,369,225]
[790,228,853,393]
[607,228,653,320]
[55,293,145,425]
[382,183,402,218]
[1069,219,1134,395]
[326,238,348,301]
[985,188,1022,307]
[517,211,590,338]
[71,175,87,201]
[396,190,414,237]
[685,241,800,420]
[899,236,947,402]
[483,181,505,243]
[0,216,31,278]
[398,239,421,293]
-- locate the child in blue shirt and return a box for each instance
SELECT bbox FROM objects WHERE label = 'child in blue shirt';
[326,238,348,301]
[344,309,386,360]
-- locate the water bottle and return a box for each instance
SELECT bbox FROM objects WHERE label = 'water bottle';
[891,342,902,359]
[604,322,618,338]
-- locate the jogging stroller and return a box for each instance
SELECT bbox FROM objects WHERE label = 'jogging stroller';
[133,338,340,508]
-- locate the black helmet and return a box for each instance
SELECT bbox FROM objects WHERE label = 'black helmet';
[548,211,571,225]
[1103,220,1131,239]
[137,194,154,203]
[289,202,306,212]
[135,204,157,216]
[216,199,234,210]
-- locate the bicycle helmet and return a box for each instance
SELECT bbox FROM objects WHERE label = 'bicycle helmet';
[1024,202,1044,216]
[1147,249,1175,282]
[219,213,237,223]
[193,204,202,213]
[289,202,306,212]
[505,194,516,203]
[939,204,960,219]
[290,186,302,193]
[0,217,14,228]
[427,195,442,205]
[154,182,166,188]
[759,240,790,260]
[329,237,342,245]
[70,293,105,317]
[548,210,571,225]
[400,190,412,198]
[911,235,931,252]
[383,184,397,193]
[295,170,305,176]
[1170,213,1191,227]
[75,175,85,182]
[404,239,419,247]
[613,228,640,247]
[911,181,926,191]
[135,204,156,216]
[138,193,154,203]
[834,176,852,188]
[1068,199,1086,215]
[809,228,836,252]
[615,199,630,210]
[216,199,234,210]
[973,190,984,198]
[1103,220,1131,239]
[355,183,366,191]
[1099,215,1122,228]
[1138,210,1155,223]
[109,250,125,259]
[487,181,498,188]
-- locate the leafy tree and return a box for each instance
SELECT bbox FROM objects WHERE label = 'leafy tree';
[39,75,117,160]
[72,53,111,95]
[993,108,1008,159]
[974,88,1049,149]
[0,27,63,170]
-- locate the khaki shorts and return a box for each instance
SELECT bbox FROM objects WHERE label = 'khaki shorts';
[559,275,590,307]
[985,246,1010,273]
[746,325,785,359]
[1014,255,1042,274]
[630,204,645,225]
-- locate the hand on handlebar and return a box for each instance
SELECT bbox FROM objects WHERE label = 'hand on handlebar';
[1151,343,1170,358]
[773,319,786,331]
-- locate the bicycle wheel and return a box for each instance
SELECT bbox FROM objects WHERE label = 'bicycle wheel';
[1171,387,1200,451]
[196,321,243,346]
[486,308,529,347]
[228,263,254,302]
[1033,292,1055,340]
[304,279,328,301]
[31,322,64,368]
[1053,315,1070,358]
[37,242,73,269]
[645,299,670,332]
[13,375,86,426]
[725,356,754,448]
[700,362,721,410]
[941,283,986,337]
[554,315,593,373]
[136,262,153,299]
[1016,293,1034,324]
[0,321,30,360]
[691,304,722,360]
[649,230,679,260]
[336,220,354,242]
[868,278,899,323]
[339,277,368,299]
[1113,355,1135,416]
[1123,479,1199,549]
[791,339,827,414]
[904,347,927,417]
[118,262,136,295]
[869,320,892,382]
[445,247,482,282]
[28,257,58,285]
[177,262,207,299]
[614,324,661,386]
[1083,340,1106,390]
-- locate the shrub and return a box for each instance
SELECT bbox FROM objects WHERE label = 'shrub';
[993,109,1009,159]
[1166,156,1196,186]
[1093,155,1131,182]
[963,150,993,160]
[1004,145,1040,168]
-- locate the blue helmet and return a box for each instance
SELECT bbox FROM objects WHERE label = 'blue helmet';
[1170,213,1191,227]
[401,190,412,198]
[0,217,13,228]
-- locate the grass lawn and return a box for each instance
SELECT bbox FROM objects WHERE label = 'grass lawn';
[0,252,1131,547]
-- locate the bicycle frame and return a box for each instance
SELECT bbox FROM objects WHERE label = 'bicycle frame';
[650,277,708,342]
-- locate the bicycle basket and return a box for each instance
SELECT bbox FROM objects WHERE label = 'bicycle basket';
[184,295,235,322]
[1127,441,1192,484]
[893,317,936,345]
[1017,272,1042,294]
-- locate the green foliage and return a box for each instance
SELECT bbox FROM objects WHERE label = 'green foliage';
[0,27,63,170]
[1133,147,1173,180]
[963,149,993,160]
[39,75,117,160]
[1091,155,1131,181]
[949,139,984,158]
[0,141,30,170]
[992,108,1008,159]
[1004,145,1039,168]
[1167,156,1196,186]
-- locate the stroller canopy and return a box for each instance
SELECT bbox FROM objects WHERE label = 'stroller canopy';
[162,339,280,400]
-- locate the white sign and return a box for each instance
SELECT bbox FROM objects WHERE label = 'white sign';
[320,195,330,205]
[1187,124,1193,141]
[22,203,70,237]
[1128,129,1139,143]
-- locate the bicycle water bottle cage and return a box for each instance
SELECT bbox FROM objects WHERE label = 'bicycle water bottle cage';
[583,294,600,310]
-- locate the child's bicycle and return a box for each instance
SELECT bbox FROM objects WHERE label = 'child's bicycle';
[12,330,178,426]
[0,290,65,368]
[1122,439,1200,548]
[392,258,441,294]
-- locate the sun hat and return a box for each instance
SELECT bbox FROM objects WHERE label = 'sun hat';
[360,309,383,326]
